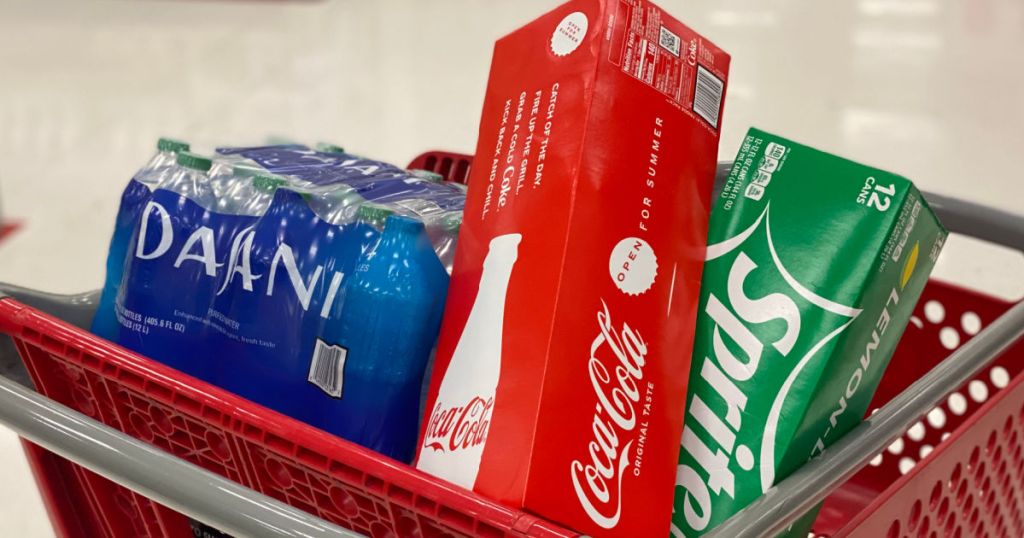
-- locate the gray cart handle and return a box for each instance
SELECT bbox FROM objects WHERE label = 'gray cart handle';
[0,375,359,538]
[0,179,1021,538]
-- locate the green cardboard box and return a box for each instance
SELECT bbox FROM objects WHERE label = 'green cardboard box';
[672,128,948,536]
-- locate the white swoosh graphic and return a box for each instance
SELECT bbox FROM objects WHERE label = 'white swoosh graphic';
[707,205,861,317]
[759,318,856,491]
[705,204,768,261]
[765,214,862,318]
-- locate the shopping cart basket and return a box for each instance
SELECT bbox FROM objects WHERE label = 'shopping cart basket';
[0,151,1021,537]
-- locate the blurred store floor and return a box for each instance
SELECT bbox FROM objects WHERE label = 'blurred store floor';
[0,0,1022,535]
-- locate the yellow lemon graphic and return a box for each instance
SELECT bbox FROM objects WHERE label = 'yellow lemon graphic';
[901,242,920,289]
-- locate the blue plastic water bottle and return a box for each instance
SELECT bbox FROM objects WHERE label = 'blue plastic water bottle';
[317,214,449,462]
[204,183,370,420]
[115,152,248,383]
[93,138,189,341]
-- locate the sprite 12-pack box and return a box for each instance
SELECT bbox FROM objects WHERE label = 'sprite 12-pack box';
[671,127,948,536]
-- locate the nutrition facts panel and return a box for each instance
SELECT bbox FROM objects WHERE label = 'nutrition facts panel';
[608,0,689,106]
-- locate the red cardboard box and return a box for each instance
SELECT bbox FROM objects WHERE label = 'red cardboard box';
[416,0,730,535]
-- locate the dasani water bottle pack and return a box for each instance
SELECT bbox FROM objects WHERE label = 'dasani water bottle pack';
[93,140,463,462]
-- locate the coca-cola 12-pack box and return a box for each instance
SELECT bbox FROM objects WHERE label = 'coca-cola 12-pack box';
[416,0,730,535]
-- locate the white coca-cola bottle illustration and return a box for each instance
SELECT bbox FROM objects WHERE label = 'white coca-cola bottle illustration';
[417,233,522,489]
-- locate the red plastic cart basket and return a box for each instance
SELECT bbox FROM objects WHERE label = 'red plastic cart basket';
[0,151,1020,538]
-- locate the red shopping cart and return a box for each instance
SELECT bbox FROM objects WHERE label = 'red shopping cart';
[0,151,1021,538]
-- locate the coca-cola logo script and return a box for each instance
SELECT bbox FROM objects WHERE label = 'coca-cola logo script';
[423,396,495,453]
[570,299,648,529]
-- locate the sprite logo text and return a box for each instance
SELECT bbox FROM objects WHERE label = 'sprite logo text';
[673,207,859,534]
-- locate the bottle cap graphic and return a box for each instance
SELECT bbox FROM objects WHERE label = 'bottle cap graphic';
[608,237,657,295]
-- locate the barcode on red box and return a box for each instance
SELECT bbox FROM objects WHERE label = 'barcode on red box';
[693,64,724,128]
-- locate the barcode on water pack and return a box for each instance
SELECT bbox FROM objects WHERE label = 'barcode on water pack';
[658,25,681,57]
[308,339,348,398]
[693,65,724,129]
